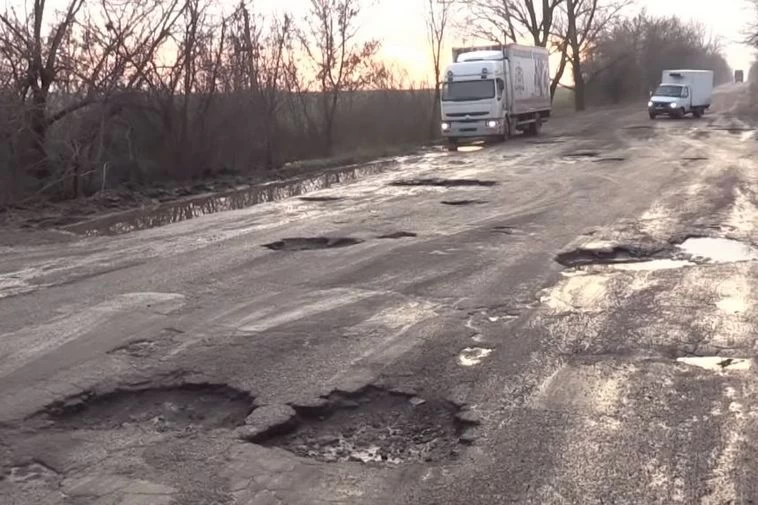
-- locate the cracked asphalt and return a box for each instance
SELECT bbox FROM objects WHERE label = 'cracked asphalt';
[2,84,758,504]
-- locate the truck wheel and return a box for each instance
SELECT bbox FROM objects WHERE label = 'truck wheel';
[446,139,458,152]
[693,107,703,119]
[532,114,543,136]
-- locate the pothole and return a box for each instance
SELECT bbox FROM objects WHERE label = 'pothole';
[677,357,752,372]
[441,199,488,206]
[378,231,417,239]
[7,462,59,484]
[259,388,472,464]
[593,157,625,163]
[678,237,758,263]
[555,241,668,267]
[108,339,158,358]
[457,347,493,367]
[264,237,363,251]
[492,225,517,235]
[564,151,600,159]
[389,178,497,188]
[299,196,343,202]
[34,384,254,431]
[682,156,708,162]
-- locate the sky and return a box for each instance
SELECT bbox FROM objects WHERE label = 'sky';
[9,0,758,82]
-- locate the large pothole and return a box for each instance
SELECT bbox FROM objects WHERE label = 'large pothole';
[34,384,254,432]
[260,388,473,464]
[263,237,363,251]
[555,241,668,267]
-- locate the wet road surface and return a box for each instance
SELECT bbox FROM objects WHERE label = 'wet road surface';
[1,84,758,504]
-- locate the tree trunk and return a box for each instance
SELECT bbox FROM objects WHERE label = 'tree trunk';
[573,56,586,111]
[430,85,441,139]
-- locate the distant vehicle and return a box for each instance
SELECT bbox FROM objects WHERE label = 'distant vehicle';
[440,44,551,150]
[735,70,744,83]
[648,70,714,120]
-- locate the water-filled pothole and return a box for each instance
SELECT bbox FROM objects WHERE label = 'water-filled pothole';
[678,237,758,263]
[261,388,471,464]
[457,347,493,367]
[677,357,752,371]
[35,384,254,431]
[441,199,488,206]
[264,237,363,251]
[389,178,497,188]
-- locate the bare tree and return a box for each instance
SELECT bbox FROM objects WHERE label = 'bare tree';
[427,0,454,137]
[462,0,569,99]
[226,2,292,168]
[560,0,630,110]
[298,0,382,155]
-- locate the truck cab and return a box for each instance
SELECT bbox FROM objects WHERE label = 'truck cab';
[648,83,696,119]
[440,44,551,150]
[440,51,510,145]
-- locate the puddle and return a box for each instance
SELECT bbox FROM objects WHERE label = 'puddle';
[35,384,254,431]
[378,231,417,239]
[457,145,484,153]
[457,347,493,367]
[678,237,758,263]
[441,199,488,206]
[260,388,469,464]
[264,237,363,251]
[677,357,752,372]
[390,178,497,188]
[62,159,400,236]
[605,259,695,272]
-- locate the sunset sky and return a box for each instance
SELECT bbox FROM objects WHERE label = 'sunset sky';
[8,0,758,82]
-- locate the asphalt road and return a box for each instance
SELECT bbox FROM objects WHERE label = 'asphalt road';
[1,84,758,505]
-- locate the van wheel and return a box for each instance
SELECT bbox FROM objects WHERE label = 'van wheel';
[649,112,657,120]
[693,108,703,119]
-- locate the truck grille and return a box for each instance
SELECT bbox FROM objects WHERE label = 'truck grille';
[446,111,487,118]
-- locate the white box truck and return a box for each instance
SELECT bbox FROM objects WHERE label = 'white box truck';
[441,44,551,150]
[648,70,714,119]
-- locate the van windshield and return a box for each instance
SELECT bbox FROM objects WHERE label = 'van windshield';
[654,85,684,97]
[442,80,495,101]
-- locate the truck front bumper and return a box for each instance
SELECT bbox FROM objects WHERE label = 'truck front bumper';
[441,119,505,138]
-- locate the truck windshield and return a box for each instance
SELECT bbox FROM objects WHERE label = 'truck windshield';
[442,80,495,101]
[654,85,684,97]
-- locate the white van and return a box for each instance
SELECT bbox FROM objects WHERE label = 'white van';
[648,70,714,119]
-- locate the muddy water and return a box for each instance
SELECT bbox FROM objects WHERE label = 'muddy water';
[62,157,416,237]
[679,238,758,263]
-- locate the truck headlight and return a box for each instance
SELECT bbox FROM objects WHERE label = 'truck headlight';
[487,120,498,128]
[670,103,678,109]
[441,122,450,131]
[647,101,653,107]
